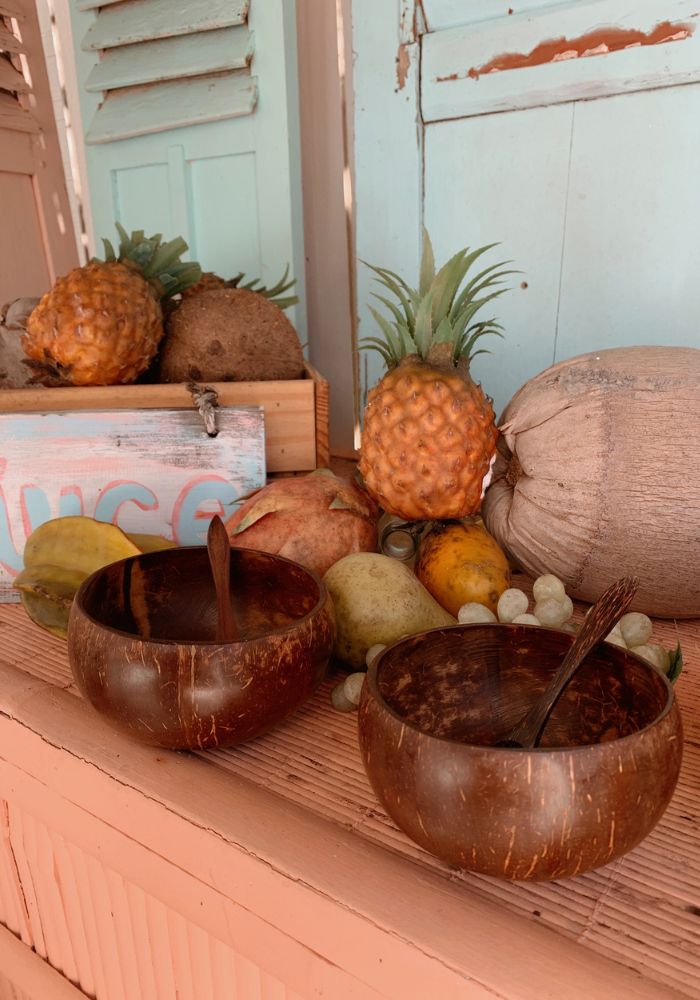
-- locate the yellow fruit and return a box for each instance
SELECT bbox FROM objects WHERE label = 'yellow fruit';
[359,230,511,521]
[17,517,176,639]
[23,516,141,575]
[14,564,87,638]
[415,520,511,616]
[24,225,200,386]
[125,532,177,553]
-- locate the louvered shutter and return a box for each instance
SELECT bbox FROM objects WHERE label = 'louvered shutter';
[70,0,305,330]
[0,0,78,302]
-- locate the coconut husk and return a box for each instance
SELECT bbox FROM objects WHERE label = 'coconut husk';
[482,346,700,618]
[0,298,40,389]
[158,287,304,382]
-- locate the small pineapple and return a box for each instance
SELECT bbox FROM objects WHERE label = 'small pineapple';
[24,225,201,386]
[359,231,513,521]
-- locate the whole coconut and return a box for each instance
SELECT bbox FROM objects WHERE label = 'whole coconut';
[482,346,700,618]
[159,287,304,382]
[225,469,379,578]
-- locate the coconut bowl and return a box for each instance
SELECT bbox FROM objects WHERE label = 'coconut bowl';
[358,624,682,881]
[68,546,335,750]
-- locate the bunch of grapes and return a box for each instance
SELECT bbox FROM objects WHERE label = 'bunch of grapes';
[457,574,679,677]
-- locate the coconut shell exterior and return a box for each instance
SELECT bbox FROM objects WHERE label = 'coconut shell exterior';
[159,287,304,382]
[482,346,700,618]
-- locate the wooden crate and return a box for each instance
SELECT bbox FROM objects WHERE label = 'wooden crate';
[0,362,329,475]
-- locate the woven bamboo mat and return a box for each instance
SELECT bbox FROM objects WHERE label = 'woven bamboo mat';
[1,595,698,998]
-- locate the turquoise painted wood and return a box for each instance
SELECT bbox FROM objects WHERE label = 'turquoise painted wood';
[353,0,700,420]
[424,103,573,414]
[80,0,247,50]
[422,0,700,121]
[555,83,700,361]
[351,0,423,411]
[422,0,564,31]
[85,27,252,92]
[85,74,257,144]
[70,0,306,338]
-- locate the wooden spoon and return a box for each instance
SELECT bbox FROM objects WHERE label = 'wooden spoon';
[207,515,237,642]
[498,576,639,748]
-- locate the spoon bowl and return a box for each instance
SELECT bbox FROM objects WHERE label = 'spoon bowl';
[358,622,682,880]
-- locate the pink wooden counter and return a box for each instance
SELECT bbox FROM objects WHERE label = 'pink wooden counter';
[0,601,698,999]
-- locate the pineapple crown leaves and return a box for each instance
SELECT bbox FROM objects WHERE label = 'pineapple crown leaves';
[360,228,517,370]
[228,264,299,310]
[97,223,201,300]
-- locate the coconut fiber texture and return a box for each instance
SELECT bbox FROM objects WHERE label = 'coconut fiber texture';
[159,288,304,383]
[482,346,700,618]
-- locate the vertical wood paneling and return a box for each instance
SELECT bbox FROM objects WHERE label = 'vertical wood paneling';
[423,103,574,416]
[352,0,423,410]
[555,83,700,362]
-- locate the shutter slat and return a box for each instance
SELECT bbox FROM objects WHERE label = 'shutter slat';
[0,90,38,132]
[78,0,147,9]
[81,0,249,52]
[0,56,28,93]
[85,26,252,93]
[0,4,24,21]
[86,72,257,144]
[0,27,24,54]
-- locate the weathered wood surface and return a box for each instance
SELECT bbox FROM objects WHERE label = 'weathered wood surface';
[422,0,700,121]
[0,593,697,997]
[0,363,323,473]
[0,406,265,600]
[85,26,252,92]
[81,0,248,50]
[86,74,258,145]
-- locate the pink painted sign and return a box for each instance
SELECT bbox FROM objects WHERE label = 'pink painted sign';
[0,406,266,601]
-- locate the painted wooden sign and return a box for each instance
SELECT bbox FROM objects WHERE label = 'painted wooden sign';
[0,405,266,601]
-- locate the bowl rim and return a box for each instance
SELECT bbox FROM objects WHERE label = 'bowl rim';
[364,621,678,754]
[72,544,329,647]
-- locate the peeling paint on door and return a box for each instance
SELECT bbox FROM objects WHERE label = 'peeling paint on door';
[438,20,694,82]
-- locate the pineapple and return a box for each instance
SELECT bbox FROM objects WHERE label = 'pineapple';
[24,224,201,386]
[359,231,513,522]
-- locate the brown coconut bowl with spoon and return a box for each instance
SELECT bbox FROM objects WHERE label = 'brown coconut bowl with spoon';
[68,545,335,750]
[358,623,682,881]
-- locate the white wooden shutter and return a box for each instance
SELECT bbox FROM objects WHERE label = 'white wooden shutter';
[69,0,305,333]
[0,0,78,302]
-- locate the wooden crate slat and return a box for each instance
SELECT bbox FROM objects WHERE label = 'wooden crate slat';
[0,90,38,133]
[85,72,257,144]
[0,363,324,474]
[84,26,252,93]
[81,0,248,52]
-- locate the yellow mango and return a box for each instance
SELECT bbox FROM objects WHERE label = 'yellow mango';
[23,516,141,575]
[126,532,177,553]
[415,520,511,617]
[13,564,88,638]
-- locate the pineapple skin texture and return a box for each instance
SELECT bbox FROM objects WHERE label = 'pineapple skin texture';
[359,359,498,521]
[24,261,163,386]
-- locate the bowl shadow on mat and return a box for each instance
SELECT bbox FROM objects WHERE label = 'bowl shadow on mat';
[68,546,335,751]
[358,623,682,882]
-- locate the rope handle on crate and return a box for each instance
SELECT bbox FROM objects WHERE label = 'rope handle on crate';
[187,382,219,437]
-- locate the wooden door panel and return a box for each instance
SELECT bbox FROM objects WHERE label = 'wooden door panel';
[422,0,700,121]
[0,169,50,302]
[424,103,573,416]
[556,83,700,361]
